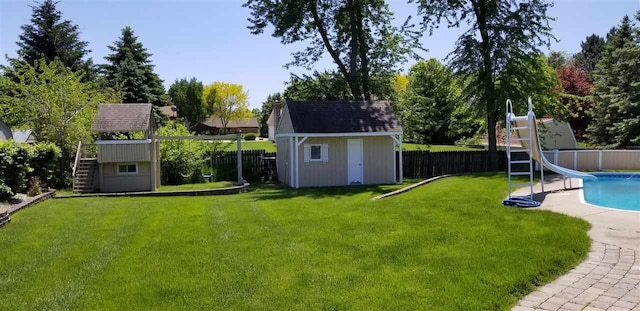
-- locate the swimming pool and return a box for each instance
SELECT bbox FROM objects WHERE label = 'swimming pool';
[582,173,640,212]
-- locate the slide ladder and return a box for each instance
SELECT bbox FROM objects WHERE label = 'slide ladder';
[503,98,597,207]
[503,99,541,207]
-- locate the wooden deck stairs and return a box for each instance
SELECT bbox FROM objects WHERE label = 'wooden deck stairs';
[73,158,98,193]
[72,142,99,193]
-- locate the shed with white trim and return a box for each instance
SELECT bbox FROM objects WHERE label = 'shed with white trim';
[275,101,403,188]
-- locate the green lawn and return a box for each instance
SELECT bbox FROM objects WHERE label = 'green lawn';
[402,143,480,151]
[156,181,236,191]
[0,174,590,310]
[222,140,479,152]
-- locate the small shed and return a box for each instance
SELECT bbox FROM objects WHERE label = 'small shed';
[538,118,578,150]
[275,101,403,188]
[73,103,160,193]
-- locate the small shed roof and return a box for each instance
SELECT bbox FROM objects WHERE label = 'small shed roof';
[92,103,152,132]
[11,130,36,143]
[286,101,402,133]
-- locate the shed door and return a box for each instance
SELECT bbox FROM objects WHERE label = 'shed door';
[347,139,363,185]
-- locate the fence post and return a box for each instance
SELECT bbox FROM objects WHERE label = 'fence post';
[237,132,242,185]
[598,150,603,171]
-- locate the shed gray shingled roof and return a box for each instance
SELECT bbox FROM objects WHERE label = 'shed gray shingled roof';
[286,101,402,133]
[92,103,152,132]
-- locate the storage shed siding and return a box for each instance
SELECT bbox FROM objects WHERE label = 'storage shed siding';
[98,142,151,163]
[296,136,395,187]
[100,162,152,192]
[276,137,290,185]
[298,137,348,187]
[363,136,395,185]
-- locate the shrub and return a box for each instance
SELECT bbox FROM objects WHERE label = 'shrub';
[243,133,257,141]
[158,121,205,185]
[29,143,62,189]
[27,176,42,197]
[0,141,33,193]
[0,183,13,201]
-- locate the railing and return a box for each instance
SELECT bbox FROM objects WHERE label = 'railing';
[540,149,640,171]
[72,141,82,177]
[72,142,98,177]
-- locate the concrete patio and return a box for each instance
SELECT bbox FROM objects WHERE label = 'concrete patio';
[511,174,639,311]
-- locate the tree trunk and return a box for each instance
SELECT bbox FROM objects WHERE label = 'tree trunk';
[473,0,498,170]
[348,0,361,99]
[355,0,371,100]
[310,0,359,100]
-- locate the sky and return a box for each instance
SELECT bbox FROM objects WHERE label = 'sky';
[1,0,639,109]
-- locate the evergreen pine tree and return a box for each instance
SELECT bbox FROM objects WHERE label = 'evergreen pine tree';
[573,34,606,81]
[102,26,168,106]
[12,0,94,79]
[587,15,640,147]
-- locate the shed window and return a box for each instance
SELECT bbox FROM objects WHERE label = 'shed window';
[304,144,328,162]
[310,145,322,160]
[117,163,138,174]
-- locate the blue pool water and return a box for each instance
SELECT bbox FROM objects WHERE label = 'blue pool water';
[582,173,640,212]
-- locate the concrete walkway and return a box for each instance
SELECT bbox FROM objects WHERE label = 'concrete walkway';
[511,175,640,311]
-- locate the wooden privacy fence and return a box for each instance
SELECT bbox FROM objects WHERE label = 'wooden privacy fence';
[207,149,508,182]
[398,150,508,179]
[207,149,277,182]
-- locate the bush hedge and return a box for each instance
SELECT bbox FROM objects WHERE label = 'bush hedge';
[243,133,257,141]
[0,141,61,200]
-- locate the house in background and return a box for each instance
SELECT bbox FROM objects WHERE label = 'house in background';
[0,120,12,140]
[73,103,160,193]
[267,103,284,141]
[275,101,403,188]
[158,105,178,120]
[11,129,37,144]
[192,117,259,135]
[0,120,37,144]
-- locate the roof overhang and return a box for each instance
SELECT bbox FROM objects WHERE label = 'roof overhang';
[276,132,402,138]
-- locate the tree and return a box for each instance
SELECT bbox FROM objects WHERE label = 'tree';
[587,15,640,147]
[102,26,168,106]
[0,58,120,184]
[556,65,593,139]
[8,0,95,80]
[202,82,252,134]
[245,0,422,100]
[398,59,461,144]
[258,93,283,137]
[415,0,555,169]
[547,51,571,70]
[573,34,606,81]
[168,78,204,131]
[284,71,351,101]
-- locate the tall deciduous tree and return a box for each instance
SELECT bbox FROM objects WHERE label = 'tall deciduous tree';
[587,15,640,147]
[168,78,204,131]
[102,26,168,106]
[415,0,554,169]
[547,51,571,70]
[244,0,422,100]
[202,82,252,134]
[556,65,593,140]
[573,34,606,81]
[0,59,120,181]
[398,59,461,144]
[8,0,95,80]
